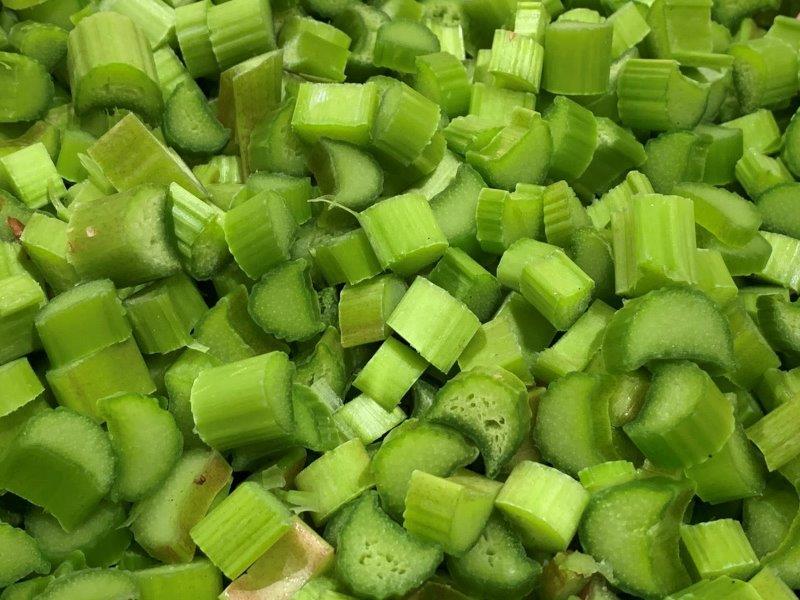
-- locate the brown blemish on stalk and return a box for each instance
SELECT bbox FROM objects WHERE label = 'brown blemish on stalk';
[193,474,207,485]
[7,217,24,239]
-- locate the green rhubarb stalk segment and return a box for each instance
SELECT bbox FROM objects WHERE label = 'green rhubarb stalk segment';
[5,4,800,598]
